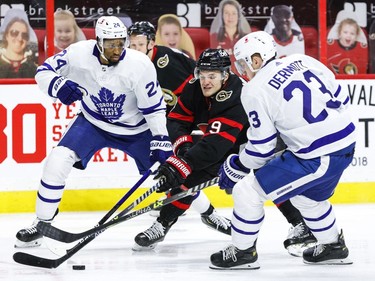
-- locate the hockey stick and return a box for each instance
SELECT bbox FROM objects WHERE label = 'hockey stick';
[13,177,219,269]
[41,161,158,256]
[93,161,159,226]
[38,178,161,243]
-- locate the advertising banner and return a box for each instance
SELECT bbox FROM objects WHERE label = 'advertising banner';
[0,80,374,192]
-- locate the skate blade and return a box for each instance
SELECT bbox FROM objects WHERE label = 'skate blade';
[209,261,260,270]
[14,238,43,248]
[303,258,353,265]
[149,210,160,217]
[132,243,157,252]
[287,242,317,257]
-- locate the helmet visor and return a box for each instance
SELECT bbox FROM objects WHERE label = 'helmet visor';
[234,58,248,76]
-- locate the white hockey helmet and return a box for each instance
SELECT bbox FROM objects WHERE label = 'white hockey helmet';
[95,16,128,49]
[233,31,277,74]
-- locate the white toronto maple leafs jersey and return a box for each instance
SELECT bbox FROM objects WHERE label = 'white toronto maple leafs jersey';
[35,40,168,136]
[239,54,356,169]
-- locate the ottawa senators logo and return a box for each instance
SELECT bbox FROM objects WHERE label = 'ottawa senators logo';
[331,58,358,75]
[161,88,177,106]
[216,90,233,102]
[157,54,169,68]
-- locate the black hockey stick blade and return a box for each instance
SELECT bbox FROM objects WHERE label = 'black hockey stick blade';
[13,252,61,269]
[13,234,96,269]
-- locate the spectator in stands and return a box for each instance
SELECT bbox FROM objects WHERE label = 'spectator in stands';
[209,0,251,72]
[327,16,368,74]
[0,8,38,78]
[155,14,196,59]
[369,19,375,74]
[52,10,86,54]
[264,5,304,58]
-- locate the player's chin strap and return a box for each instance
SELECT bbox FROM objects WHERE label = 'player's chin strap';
[145,40,153,56]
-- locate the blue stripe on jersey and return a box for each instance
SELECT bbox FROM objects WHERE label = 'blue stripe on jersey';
[296,122,355,154]
[36,62,55,74]
[82,101,147,128]
[333,85,341,97]
[231,224,260,235]
[309,219,336,232]
[234,211,265,224]
[48,76,59,97]
[138,96,165,115]
[304,204,333,221]
[245,147,275,158]
[41,180,64,190]
[249,132,277,144]
[37,192,61,203]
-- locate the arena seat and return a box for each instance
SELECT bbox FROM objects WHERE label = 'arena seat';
[34,28,46,64]
[81,28,96,40]
[301,26,319,59]
[184,27,210,58]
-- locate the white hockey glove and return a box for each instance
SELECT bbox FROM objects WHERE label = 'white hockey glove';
[150,135,173,165]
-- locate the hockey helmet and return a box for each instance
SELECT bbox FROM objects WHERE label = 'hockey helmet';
[233,31,277,74]
[95,16,128,49]
[194,48,231,79]
[128,21,156,41]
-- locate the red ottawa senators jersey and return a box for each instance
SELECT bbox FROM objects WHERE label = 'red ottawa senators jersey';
[167,74,249,171]
[327,40,368,74]
[151,45,196,112]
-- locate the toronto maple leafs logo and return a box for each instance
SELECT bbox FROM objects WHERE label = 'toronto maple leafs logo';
[91,87,126,122]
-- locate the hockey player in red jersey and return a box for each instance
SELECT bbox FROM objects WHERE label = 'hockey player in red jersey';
[128,22,232,235]
[132,49,245,250]
[128,21,195,113]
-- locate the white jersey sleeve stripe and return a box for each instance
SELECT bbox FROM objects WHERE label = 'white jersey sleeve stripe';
[139,96,165,115]
[244,147,275,158]
[249,132,278,144]
[296,122,355,154]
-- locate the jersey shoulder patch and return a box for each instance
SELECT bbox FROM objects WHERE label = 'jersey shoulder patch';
[216,90,233,102]
[157,54,169,68]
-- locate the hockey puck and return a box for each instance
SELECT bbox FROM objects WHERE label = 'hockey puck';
[72,265,86,270]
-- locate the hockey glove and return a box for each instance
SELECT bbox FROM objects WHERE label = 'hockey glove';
[218,154,250,194]
[150,135,173,165]
[51,76,84,105]
[173,135,193,157]
[154,155,192,192]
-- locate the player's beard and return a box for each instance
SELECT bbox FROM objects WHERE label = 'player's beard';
[108,57,120,66]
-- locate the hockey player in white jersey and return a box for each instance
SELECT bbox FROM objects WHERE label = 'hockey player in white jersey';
[15,16,173,248]
[210,31,356,269]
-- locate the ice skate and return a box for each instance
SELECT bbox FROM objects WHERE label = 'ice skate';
[283,221,317,257]
[201,205,231,235]
[210,244,260,270]
[303,230,352,265]
[15,218,46,248]
[132,219,175,251]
